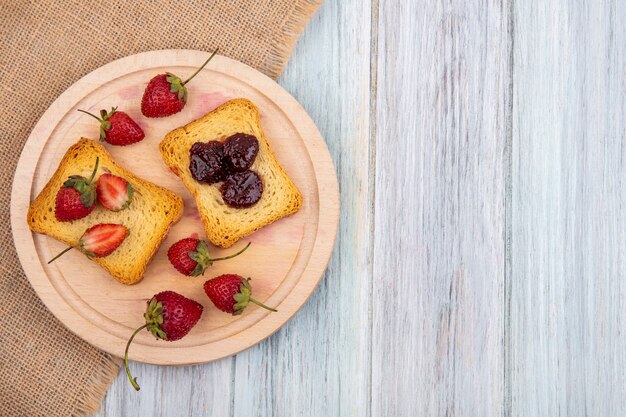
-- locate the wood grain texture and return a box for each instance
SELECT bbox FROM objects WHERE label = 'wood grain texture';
[371,0,509,415]
[510,1,626,415]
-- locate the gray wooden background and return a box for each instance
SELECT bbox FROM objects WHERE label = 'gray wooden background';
[97,0,625,415]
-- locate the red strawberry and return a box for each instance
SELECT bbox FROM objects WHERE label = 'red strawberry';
[140,75,185,118]
[203,274,276,316]
[167,238,250,276]
[141,49,218,118]
[97,173,134,211]
[78,107,144,146]
[124,291,203,390]
[55,157,99,221]
[48,223,128,263]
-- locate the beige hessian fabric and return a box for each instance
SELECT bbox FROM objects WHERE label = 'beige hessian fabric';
[0,1,321,415]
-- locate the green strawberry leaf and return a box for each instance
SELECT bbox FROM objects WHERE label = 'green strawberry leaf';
[231,279,253,315]
[166,73,188,102]
[116,183,133,211]
[188,252,203,263]
[196,240,209,256]
[79,188,95,207]
[190,263,205,276]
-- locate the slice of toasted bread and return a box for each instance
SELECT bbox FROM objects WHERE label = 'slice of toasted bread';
[27,139,184,285]
[159,98,303,248]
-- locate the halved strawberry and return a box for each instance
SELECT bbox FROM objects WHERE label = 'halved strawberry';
[80,223,128,257]
[48,223,128,263]
[97,173,134,211]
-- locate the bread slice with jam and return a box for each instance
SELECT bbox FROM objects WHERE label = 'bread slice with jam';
[159,98,303,248]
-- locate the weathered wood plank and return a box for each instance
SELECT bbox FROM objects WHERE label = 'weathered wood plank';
[97,0,374,415]
[371,0,510,415]
[510,1,626,415]
[96,361,235,416]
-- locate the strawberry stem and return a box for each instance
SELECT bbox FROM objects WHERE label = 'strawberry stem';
[183,48,218,86]
[249,298,278,312]
[208,241,251,262]
[88,157,100,183]
[77,109,102,122]
[47,246,74,264]
[125,323,148,391]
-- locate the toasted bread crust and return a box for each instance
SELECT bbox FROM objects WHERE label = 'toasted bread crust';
[27,139,184,285]
[159,99,303,248]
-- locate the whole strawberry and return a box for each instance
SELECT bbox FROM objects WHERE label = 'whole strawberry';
[125,291,203,390]
[55,157,99,221]
[167,238,250,276]
[141,49,218,118]
[48,223,128,263]
[97,172,134,211]
[78,107,144,146]
[203,274,277,315]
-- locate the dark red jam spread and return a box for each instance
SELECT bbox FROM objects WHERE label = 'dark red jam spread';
[220,170,263,208]
[189,133,263,208]
[223,133,259,172]
[189,141,229,184]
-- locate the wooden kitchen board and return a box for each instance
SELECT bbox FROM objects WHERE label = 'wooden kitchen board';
[10,50,339,365]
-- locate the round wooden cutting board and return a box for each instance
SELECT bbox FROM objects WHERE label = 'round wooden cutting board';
[10,50,339,365]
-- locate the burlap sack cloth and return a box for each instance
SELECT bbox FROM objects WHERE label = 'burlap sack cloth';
[0,1,321,415]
